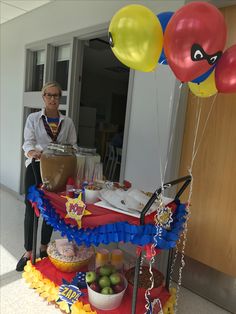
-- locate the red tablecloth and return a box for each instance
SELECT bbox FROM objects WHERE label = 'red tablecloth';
[35,258,170,314]
[42,189,176,229]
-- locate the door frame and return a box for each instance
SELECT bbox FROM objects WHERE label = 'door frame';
[20,23,134,194]
[69,25,134,183]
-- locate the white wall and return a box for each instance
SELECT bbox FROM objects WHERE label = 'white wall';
[0,0,184,193]
[125,66,180,192]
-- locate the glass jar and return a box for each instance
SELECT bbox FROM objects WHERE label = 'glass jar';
[95,248,110,269]
[111,249,124,271]
[40,143,77,192]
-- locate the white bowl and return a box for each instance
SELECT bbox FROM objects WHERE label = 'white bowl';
[84,188,100,204]
[87,277,127,310]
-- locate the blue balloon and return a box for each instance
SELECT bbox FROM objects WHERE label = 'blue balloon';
[157,12,174,65]
[191,65,215,83]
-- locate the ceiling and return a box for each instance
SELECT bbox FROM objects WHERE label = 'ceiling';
[195,0,236,7]
[0,0,53,24]
[1,0,236,25]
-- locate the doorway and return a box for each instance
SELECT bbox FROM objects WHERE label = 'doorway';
[77,36,130,182]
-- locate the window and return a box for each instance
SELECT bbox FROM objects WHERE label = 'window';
[55,45,70,90]
[32,50,45,91]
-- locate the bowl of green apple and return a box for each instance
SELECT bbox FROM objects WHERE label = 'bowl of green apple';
[86,264,127,310]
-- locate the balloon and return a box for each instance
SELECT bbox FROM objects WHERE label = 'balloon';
[188,70,217,98]
[215,45,236,93]
[157,12,174,65]
[108,4,163,72]
[164,2,227,82]
[191,65,215,84]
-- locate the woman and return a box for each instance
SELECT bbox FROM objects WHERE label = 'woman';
[16,81,77,271]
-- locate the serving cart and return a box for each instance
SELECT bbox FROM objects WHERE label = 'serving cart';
[26,159,191,314]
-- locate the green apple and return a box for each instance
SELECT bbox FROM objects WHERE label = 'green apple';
[99,265,113,276]
[101,286,114,295]
[109,272,122,285]
[85,271,96,284]
[98,275,111,288]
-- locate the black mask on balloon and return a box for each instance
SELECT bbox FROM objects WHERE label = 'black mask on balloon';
[108,32,114,48]
[191,43,222,65]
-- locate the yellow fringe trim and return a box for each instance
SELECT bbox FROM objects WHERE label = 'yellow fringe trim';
[23,260,176,314]
[22,260,97,314]
[161,287,176,314]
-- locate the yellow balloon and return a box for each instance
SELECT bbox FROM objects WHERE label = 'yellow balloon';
[188,71,218,98]
[108,4,163,72]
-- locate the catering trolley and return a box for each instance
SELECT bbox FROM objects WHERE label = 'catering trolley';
[29,158,191,314]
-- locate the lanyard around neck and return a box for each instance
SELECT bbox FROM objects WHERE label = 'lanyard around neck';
[42,115,62,142]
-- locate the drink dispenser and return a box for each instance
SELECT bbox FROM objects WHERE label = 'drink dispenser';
[40,143,77,192]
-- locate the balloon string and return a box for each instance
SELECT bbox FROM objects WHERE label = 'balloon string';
[174,173,193,313]
[151,76,182,313]
[154,71,182,188]
[174,96,202,311]
[154,70,165,187]
[192,94,217,163]
[143,68,173,314]
[169,96,202,306]
[189,96,202,171]
[144,195,165,314]
[153,77,216,313]
[173,94,216,313]
[162,81,182,183]
[173,98,202,312]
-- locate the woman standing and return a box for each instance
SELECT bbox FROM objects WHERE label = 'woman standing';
[16,81,77,271]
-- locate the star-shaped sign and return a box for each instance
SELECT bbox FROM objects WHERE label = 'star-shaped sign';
[57,279,84,311]
[63,194,91,228]
[156,206,173,229]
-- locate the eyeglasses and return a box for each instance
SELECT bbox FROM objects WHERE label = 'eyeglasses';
[44,93,60,100]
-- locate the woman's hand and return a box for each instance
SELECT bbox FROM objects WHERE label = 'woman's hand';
[27,150,42,160]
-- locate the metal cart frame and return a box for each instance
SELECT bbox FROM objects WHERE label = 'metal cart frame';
[131,175,191,314]
[31,158,191,313]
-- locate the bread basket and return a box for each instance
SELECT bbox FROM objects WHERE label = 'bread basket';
[47,241,94,273]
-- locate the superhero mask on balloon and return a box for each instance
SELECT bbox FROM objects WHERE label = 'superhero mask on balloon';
[191,44,222,66]
[164,2,227,82]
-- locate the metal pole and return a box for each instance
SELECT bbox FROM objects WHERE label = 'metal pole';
[32,211,38,265]
[131,175,192,313]
[31,158,39,265]
[131,253,142,314]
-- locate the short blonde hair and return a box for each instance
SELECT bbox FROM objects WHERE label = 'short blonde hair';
[41,81,62,97]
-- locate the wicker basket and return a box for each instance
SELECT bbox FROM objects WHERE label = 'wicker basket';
[47,241,94,273]
[125,266,164,299]
[125,266,164,288]
[48,255,93,272]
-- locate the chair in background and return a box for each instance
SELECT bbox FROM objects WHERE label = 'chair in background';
[103,141,110,167]
[104,143,115,180]
[111,147,122,181]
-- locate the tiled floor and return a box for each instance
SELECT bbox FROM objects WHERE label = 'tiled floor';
[0,187,230,314]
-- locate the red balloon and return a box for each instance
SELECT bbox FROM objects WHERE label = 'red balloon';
[164,2,227,82]
[215,45,236,93]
